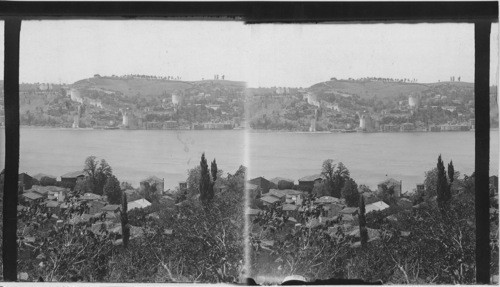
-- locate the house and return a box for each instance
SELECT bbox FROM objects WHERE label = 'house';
[281,204,299,217]
[128,198,152,210]
[267,189,288,201]
[101,204,121,213]
[60,171,85,188]
[18,173,34,190]
[259,195,281,206]
[340,207,359,216]
[269,177,294,190]
[44,201,60,214]
[248,177,275,194]
[298,174,324,192]
[87,200,106,215]
[365,201,390,214]
[22,192,43,205]
[316,196,341,205]
[377,178,402,197]
[322,203,345,218]
[26,185,50,198]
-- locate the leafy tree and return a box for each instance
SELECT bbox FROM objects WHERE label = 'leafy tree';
[341,178,360,207]
[83,156,113,195]
[321,159,336,196]
[39,176,57,186]
[199,153,213,206]
[104,175,122,204]
[333,162,350,198]
[121,192,130,249]
[186,166,201,197]
[359,195,368,247]
[74,178,93,195]
[95,159,113,195]
[312,181,329,197]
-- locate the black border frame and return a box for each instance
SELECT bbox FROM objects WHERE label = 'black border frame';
[1,1,498,284]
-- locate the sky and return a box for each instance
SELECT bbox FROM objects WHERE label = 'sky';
[0,20,497,87]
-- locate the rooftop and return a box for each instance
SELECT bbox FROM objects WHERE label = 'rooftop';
[365,201,390,214]
[128,198,152,210]
[61,170,85,178]
[260,195,280,204]
[298,174,324,182]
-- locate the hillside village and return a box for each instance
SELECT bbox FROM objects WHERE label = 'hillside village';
[4,154,246,282]
[0,74,245,130]
[245,159,499,283]
[0,75,497,131]
[248,77,498,132]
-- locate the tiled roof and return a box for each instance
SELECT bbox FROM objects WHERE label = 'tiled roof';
[61,171,85,178]
[282,204,298,211]
[299,174,324,182]
[260,195,280,204]
[22,192,43,201]
[365,201,390,214]
[128,198,152,210]
[101,204,121,212]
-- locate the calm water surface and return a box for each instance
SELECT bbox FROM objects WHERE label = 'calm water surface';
[0,128,498,191]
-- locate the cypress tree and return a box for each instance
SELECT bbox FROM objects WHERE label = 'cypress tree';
[446,160,454,202]
[200,153,213,205]
[359,195,368,247]
[121,192,130,249]
[211,159,218,182]
[436,155,450,211]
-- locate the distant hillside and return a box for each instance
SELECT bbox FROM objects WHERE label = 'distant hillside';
[308,79,474,100]
[72,76,245,98]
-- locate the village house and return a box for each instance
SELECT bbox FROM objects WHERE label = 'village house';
[322,203,345,218]
[282,203,299,218]
[377,178,402,197]
[298,174,324,192]
[365,201,390,214]
[246,183,262,202]
[128,198,152,211]
[101,204,121,213]
[248,177,275,194]
[44,200,60,215]
[22,192,44,205]
[60,171,85,188]
[259,195,281,207]
[87,200,106,215]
